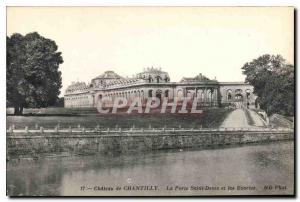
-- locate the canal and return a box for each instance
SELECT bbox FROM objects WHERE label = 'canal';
[7,141,294,196]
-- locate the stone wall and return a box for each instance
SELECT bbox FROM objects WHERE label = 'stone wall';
[7,128,293,157]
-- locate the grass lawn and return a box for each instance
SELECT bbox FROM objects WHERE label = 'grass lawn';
[6,108,232,130]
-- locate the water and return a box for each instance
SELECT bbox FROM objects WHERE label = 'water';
[7,141,294,196]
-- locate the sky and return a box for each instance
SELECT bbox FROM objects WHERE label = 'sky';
[7,7,294,95]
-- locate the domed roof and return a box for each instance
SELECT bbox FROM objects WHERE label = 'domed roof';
[65,81,88,93]
[140,67,168,74]
[93,71,123,80]
[180,73,211,83]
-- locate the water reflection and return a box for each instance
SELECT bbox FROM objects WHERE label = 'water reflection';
[7,141,294,196]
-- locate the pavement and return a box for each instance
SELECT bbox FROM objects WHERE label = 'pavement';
[220,108,249,128]
[248,110,266,127]
[220,108,266,128]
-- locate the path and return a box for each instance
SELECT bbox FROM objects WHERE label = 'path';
[248,110,266,127]
[220,109,249,128]
[220,108,266,128]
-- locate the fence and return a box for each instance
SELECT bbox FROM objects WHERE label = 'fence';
[7,125,293,135]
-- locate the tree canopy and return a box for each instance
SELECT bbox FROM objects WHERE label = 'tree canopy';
[242,54,294,116]
[7,32,63,115]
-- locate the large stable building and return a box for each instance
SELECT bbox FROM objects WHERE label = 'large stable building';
[64,67,256,108]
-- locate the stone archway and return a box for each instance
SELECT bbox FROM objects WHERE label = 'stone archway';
[155,76,161,83]
[235,94,243,100]
[177,89,183,100]
[226,89,233,101]
[156,89,162,99]
[165,90,169,98]
[196,89,202,99]
[207,91,212,102]
[246,89,251,99]
[97,94,103,105]
[148,89,153,97]
[141,90,144,97]
[234,89,243,101]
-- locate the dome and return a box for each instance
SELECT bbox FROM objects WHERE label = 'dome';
[136,67,170,83]
[139,67,168,74]
[93,71,123,80]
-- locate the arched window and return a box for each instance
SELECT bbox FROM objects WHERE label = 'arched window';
[148,90,153,97]
[177,89,183,100]
[201,92,205,101]
[165,90,169,97]
[234,89,243,100]
[228,93,232,100]
[156,76,161,83]
[208,91,212,102]
[156,89,162,99]
[235,89,243,94]
[227,90,233,101]
[246,89,251,99]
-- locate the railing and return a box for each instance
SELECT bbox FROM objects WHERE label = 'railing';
[6,125,293,134]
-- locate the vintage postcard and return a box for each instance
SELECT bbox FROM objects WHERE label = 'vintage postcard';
[6,7,294,196]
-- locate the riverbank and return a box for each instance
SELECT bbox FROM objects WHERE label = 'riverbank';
[7,128,293,157]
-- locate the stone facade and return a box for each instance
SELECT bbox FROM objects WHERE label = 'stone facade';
[64,67,256,108]
[219,82,256,106]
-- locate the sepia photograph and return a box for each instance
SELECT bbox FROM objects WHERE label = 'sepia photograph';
[5,6,294,196]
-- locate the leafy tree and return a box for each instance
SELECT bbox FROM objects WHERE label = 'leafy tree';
[7,32,63,115]
[53,97,64,107]
[242,54,294,116]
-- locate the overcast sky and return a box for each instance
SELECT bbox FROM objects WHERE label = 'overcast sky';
[7,7,294,95]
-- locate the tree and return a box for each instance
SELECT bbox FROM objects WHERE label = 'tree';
[7,32,63,115]
[242,54,294,116]
[53,97,64,107]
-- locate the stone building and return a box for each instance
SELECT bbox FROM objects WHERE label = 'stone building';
[64,67,256,109]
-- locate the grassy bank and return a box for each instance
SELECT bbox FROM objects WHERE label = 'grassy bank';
[7,108,232,129]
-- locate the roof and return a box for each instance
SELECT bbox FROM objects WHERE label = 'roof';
[180,73,211,83]
[93,71,123,80]
[138,67,168,74]
[65,82,88,93]
[218,82,250,85]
